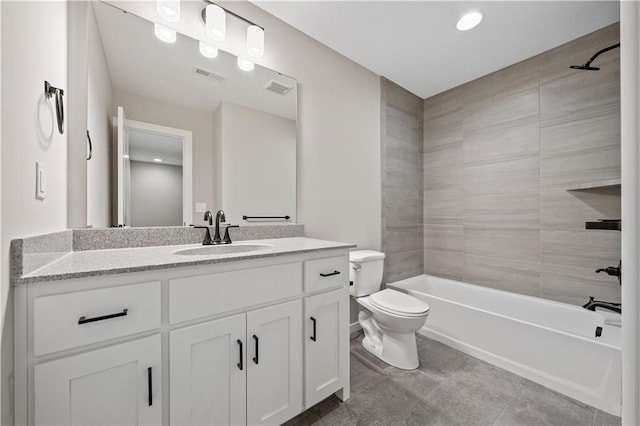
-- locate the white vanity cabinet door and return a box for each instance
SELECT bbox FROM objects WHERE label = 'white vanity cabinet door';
[170,314,246,426]
[34,334,161,426]
[246,300,302,425]
[304,288,349,408]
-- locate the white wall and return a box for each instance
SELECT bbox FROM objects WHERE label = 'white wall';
[621,2,640,423]
[1,1,68,424]
[112,88,214,225]
[105,0,382,251]
[86,2,113,228]
[130,160,182,227]
[219,102,296,224]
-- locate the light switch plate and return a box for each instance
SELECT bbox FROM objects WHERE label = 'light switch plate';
[36,162,45,200]
[195,202,207,213]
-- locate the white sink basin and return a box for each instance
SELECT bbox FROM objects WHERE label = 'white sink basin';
[173,244,273,256]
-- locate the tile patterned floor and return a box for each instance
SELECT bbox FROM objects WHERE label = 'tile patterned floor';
[286,332,621,426]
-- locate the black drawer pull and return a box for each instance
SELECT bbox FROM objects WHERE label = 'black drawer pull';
[148,367,153,407]
[237,340,243,370]
[253,335,259,364]
[320,270,341,277]
[78,308,128,325]
[310,317,317,342]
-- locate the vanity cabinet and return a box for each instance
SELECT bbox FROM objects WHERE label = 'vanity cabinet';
[304,288,349,408]
[170,314,246,425]
[34,335,162,425]
[170,300,302,426]
[14,249,350,426]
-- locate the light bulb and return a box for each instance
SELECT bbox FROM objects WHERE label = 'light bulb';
[237,57,254,71]
[456,11,483,31]
[247,25,264,58]
[206,4,226,41]
[156,0,180,23]
[154,24,176,43]
[199,41,218,58]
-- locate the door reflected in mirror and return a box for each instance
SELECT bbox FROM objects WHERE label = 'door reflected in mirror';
[86,1,297,228]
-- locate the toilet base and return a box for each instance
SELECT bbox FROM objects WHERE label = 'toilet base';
[359,311,419,370]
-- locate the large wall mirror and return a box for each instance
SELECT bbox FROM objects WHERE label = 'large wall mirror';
[85,1,297,228]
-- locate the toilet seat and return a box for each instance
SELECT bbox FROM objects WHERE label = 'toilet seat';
[369,289,430,317]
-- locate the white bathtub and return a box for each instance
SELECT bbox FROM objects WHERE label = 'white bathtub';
[389,274,621,416]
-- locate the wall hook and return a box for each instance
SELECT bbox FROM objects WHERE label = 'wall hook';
[44,81,64,134]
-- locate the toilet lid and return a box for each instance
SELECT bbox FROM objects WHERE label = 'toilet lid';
[369,289,430,316]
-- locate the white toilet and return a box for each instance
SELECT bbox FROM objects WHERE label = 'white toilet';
[350,250,430,370]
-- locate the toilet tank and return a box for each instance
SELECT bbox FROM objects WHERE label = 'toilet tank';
[349,250,385,297]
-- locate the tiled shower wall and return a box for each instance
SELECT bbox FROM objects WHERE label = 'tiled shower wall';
[381,78,424,284]
[423,23,621,305]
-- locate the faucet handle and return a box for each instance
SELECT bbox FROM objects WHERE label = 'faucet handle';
[223,225,240,244]
[193,226,213,245]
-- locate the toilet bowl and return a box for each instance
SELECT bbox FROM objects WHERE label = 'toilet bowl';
[349,250,430,370]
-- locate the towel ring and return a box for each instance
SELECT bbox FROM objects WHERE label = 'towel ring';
[44,81,64,134]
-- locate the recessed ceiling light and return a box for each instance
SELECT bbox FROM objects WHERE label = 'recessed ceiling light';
[456,11,483,31]
[154,24,176,43]
[153,158,163,162]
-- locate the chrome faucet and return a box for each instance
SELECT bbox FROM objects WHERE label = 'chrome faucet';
[213,210,226,244]
[582,297,621,314]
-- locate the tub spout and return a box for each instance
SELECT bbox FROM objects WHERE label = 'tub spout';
[582,297,622,314]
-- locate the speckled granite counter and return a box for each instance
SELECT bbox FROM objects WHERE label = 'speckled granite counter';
[14,237,356,285]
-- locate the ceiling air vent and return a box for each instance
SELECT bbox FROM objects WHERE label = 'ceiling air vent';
[265,79,293,96]
[192,66,227,84]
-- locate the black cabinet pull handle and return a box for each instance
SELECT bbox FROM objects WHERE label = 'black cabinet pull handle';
[147,367,153,407]
[78,308,128,325]
[310,317,317,342]
[320,270,341,277]
[252,335,259,364]
[237,339,243,370]
[86,130,93,160]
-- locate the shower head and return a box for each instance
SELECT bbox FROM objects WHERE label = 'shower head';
[569,65,600,71]
[570,42,620,71]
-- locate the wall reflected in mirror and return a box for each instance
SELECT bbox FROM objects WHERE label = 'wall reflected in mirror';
[86,1,297,228]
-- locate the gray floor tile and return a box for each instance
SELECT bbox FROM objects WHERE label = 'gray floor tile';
[416,336,472,379]
[592,409,622,426]
[286,335,619,426]
[494,380,595,426]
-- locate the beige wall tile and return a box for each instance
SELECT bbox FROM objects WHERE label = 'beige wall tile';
[424,249,464,281]
[464,192,539,229]
[464,254,540,297]
[464,157,539,196]
[465,228,540,262]
[541,264,620,305]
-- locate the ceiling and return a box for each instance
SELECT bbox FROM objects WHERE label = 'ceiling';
[94,1,297,119]
[253,1,620,98]
[128,129,184,166]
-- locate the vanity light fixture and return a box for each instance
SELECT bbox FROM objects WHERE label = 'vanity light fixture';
[237,57,254,71]
[154,24,176,43]
[201,2,266,59]
[199,41,219,59]
[456,11,483,31]
[205,4,226,41]
[153,158,163,163]
[247,25,264,58]
[156,0,180,23]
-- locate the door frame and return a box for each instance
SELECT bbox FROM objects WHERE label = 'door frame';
[120,118,193,227]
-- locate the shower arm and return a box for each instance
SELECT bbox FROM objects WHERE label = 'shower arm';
[573,42,620,69]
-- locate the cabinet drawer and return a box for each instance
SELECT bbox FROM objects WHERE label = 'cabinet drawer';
[169,262,302,324]
[304,256,348,292]
[34,281,161,356]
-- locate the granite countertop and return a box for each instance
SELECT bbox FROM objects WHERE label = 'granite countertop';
[15,237,356,285]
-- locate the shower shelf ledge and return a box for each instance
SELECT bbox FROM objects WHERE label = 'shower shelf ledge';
[566,178,621,191]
